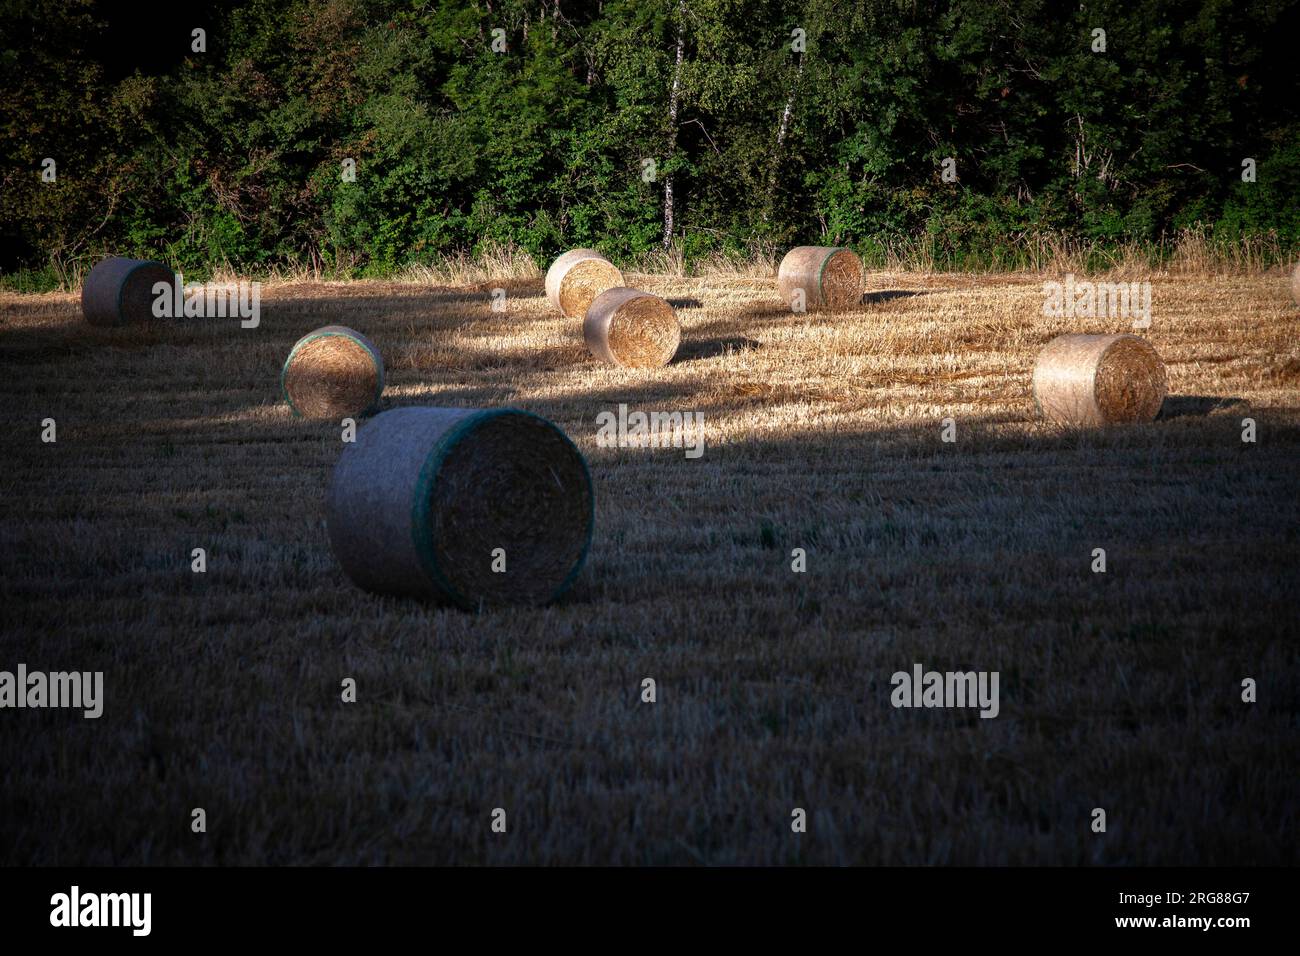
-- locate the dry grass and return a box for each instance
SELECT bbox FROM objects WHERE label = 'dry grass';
[20,231,1295,294]
[1,266,1298,865]
[866,228,1296,276]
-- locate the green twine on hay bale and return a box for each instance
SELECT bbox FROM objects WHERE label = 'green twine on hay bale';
[281,325,385,420]
[81,256,175,326]
[545,249,625,318]
[326,406,595,609]
[1032,333,1167,426]
[776,246,863,311]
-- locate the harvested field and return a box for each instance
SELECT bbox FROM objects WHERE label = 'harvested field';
[1,268,1297,865]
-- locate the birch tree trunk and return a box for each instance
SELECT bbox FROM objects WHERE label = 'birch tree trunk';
[775,58,802,148]
[662,2,685,249]
[763,54,804,222]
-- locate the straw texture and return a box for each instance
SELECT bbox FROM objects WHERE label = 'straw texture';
[282,325,384,420]
[545,249,625,318]
[81,256,174,326]
[1291,261,1300,306]
[326,406,594,609]
[1032,333,1167,426]
[776,246,863,311]
[584,287,681,368]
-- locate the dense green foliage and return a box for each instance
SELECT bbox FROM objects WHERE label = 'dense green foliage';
[2,0,1297,285]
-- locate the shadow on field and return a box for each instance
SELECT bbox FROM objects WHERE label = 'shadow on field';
[0,298,79,321]
[863,289,927,305]
[262,290,487,316]
[5,362,1300,866]
[268,277,545,302]
[667,297,704,309]
[738,301,800,320]
[255,282,548,336]
[737,294,931,320]
[1157,395,1249,418]
[472,278,544,299]
[676,335,761,362]
[0,313,168,363]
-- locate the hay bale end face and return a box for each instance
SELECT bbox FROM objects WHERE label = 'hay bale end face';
[584,287,680,368]
[545,249,625,318]
[327,406,594,609]
[1032,333,1167,426]
[81,256,175,326]
[776,246,863,311]
[282,325,384,420]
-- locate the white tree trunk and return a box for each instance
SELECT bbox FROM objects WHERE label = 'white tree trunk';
[776,58,802,147]
[662,2,685,249]
[763,55,803,221]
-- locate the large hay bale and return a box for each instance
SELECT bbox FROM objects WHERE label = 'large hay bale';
[281,325,384,420]
[81,256,174,326]
[776,246,863,311]
[545,249,625,318]
[584,287,680,368]
[1291,261,1300,306]
[1032,333,1167,426]
[326,406,594,609]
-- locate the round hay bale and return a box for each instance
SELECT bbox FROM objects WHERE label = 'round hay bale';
[776,246,863,311]
[281,325,384,420]
[584,287,680,368]
[545,248,625,318]
[1032,333,1167,426]
[326,406,594,609]
[1290,261,1300,307]
[81,256,174,326]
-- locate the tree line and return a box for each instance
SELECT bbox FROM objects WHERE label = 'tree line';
[2,0,1297,287]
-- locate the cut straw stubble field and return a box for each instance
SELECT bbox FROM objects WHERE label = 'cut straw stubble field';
[0,267,1298,865]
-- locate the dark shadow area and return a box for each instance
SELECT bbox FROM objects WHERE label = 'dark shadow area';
[0,298,79,321]
[0,314,167,363]
[737,302,799,321]
[680,316,754,337]
[1157,395,1249,419]
[863,289,926,305]
[5,347,1300,867]
[261,289,498,314]
[675,335,761,362]
[667,297,704,309]
[466,277,545,299]
[252,290,527,341]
